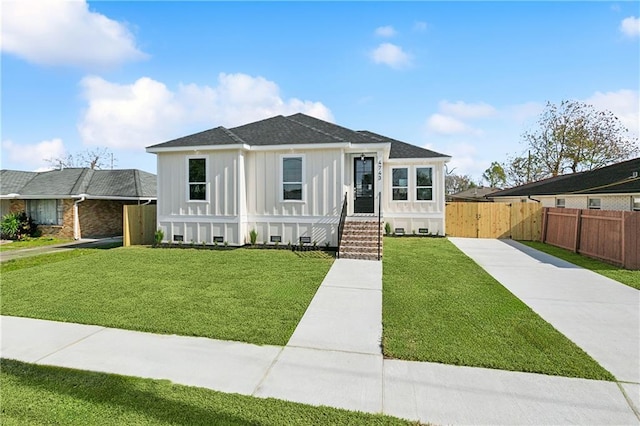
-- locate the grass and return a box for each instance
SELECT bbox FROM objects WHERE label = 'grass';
[0,359,412,426]
[0,237,73,251]
[1,247,333,346]
[519,241,640,290]
[382,237,614,381]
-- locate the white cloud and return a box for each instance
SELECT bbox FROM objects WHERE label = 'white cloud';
[584,89,639,136]
[439,100,497,119]
[370,43,412,69]
[413,21,428,32]
[426,114,474,135]
[375,26,396,37]
[620,16,640,37]
[2,138,66,171]
[77,73,334,150]
[1,0,146,68]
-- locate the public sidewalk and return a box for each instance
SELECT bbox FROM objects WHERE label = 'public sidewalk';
[2,256,639,424]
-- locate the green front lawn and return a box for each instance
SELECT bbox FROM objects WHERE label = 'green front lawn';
[1,359,411,426]
[382,237,614,380]
[0,237,73,251]
[520,241,640,290]
[1,247,333,346]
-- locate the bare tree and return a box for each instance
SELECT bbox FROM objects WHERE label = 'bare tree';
[47,147,117,170]
[522,100,637,176]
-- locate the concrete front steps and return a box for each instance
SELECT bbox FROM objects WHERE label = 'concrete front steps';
[338,219,383,261]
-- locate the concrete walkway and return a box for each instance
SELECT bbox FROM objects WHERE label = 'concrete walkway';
[2,256,639,424]
[0,237,122,263]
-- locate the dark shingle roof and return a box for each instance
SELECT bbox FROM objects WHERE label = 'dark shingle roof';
[449,187,501,201]
[148,113,451,160]
[0,168,156,198]
[0,170,38,194]
[489,158,640,197]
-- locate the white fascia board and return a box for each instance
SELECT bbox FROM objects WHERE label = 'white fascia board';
[3,195,155,201]
[146,144,249,154]
[386,156,451,164]
[344,143,391,153]
[248,143,350,152]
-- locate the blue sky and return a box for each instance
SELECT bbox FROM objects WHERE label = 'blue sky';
[2,1,639,182]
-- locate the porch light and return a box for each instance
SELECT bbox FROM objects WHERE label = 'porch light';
[360,153,365,161]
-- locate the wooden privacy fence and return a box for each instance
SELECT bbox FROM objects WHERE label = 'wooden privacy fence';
[446,202,542,240]
[542,207,640,270]
[123,204,157,246]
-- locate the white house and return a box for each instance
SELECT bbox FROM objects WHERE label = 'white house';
[146,113,450,255]
[488,157,640,211]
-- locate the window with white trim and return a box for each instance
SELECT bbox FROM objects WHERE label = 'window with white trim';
[392,168,408,201]
[555,198,565,208]
[282,156,303,201]
[188,158,207,201]
[632,197,640,211]
[416,167,433,201]
[27,199,62,225]
[587,198,601,209]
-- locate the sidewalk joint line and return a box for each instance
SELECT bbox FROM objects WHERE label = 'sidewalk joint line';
[33,326,107,364]
[251,346,285,396]
[617,381,640,421]
[284,344,383,357]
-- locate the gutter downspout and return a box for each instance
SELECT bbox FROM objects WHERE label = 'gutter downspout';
[73,195,86,240]
[140,199,153,206]
[527,195,541,203]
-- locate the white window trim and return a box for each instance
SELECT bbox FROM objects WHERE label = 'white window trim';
[280,154,305,203]
[415,166,435,203]
[587,197,601,210]
[632,196,640,211]
[555,198,566,208]
[186,156,209,203]
[391,167,409,202]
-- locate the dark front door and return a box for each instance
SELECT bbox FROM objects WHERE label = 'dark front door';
[354,157,374,214]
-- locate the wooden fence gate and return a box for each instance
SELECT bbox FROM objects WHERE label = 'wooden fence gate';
[123,204,157,246]
[446,202,542,240]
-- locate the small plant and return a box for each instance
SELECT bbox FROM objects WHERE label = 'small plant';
[325,241,330,248]
[412,230,416,235]
[214,240,219,248]
[287,241,291,249]
[153,229,164,246]
[384,222,391,236]
[201,241,206,247]
[190,239,195,247]
[224,241,229,248]
[313,241,317,248]
[249,229,258,245]
[275,240,280,248]
[1,211,38,240]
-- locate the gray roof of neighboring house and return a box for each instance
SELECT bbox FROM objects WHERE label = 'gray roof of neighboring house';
[449,187,501,201]
[148,113,450,160]
[488,157,640,197]
[0,168,157,198]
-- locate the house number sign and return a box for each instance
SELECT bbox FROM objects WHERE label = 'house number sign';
[377,160,382,181]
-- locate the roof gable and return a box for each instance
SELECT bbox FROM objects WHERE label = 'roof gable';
[147,113,451,160]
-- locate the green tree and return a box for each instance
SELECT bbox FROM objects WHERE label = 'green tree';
[482,162,507,188]
[445,173,477,195]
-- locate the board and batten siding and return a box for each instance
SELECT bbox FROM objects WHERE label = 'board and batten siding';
[382,160,447,235]
[245,149,343,246]
[494,194,640,211]
[157,151,240,244]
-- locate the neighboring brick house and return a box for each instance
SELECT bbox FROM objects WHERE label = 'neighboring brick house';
[488,158,640,211]
[0,168,156,239]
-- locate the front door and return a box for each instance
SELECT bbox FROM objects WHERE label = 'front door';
[354,157,375,214]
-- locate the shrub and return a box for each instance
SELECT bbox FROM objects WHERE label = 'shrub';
[154,229,164,246]
[384,222,391,236]
[1,212,38,240]
[249,229,258,245]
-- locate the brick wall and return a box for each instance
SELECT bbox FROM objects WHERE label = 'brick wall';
[78,200,130,238]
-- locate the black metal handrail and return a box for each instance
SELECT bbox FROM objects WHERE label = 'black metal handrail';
[337,192,348,258]
[377,191,382,261]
